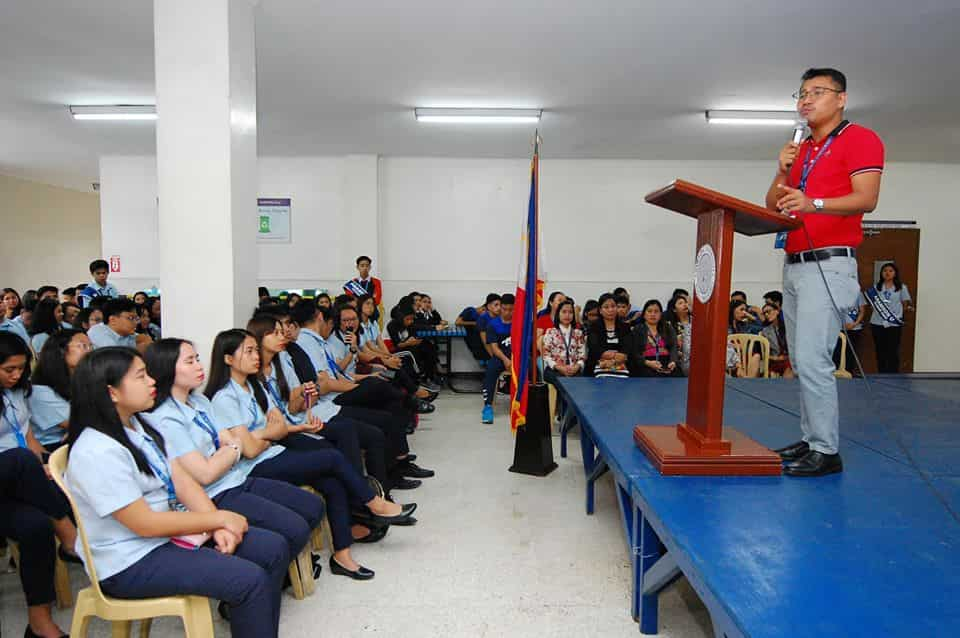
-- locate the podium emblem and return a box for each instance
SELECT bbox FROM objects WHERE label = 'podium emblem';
[695,244,717,304]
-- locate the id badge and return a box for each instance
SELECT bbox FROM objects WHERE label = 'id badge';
[774,231,787,249]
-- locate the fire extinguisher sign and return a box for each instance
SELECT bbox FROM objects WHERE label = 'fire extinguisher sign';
[109,255,121,273]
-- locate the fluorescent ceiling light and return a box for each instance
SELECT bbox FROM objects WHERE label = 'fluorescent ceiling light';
[414,108,541,124]
[705,110,797,126]
[69,105,157,121]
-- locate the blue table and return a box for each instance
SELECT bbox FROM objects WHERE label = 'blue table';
[555,376,960,637]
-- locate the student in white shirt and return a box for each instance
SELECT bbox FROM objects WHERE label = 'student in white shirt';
[0,332,79,638]
[869,262,914,373]
[29,329,93,452]
[87,298,149,352]
[28,298,63,354]
[64,347,286,638]
[77,259,119,308]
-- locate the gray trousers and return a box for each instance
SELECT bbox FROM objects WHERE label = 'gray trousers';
[782,254,860,455]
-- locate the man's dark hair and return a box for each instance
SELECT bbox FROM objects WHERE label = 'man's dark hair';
[37,285,59,298]
[613,294,630,306]
[252,303,290,320]
[730,290,747,302]
[501,293,516,306]
[485,293,501,305]
[801,67,846,92]
[356,255,372,266]
[63,287,76,297]
[291,298,321,326]
[612,287,629,297]
[102,298,136,322]
[89,259,109,273]
[763,290,784,306]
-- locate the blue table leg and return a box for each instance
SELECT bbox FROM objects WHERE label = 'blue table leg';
[585,458,607,515]
[559,410,575,458]
[639,513,664,634]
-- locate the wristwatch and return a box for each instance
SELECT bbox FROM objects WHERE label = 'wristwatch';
[813,198,825,211]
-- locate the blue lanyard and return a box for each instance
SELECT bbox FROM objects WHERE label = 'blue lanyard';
[798,135,836,193]
[139,430,180,511]
[306,332,353,381]
[2,392,27,449]
[231,381,264,430]
[192,410,220,448]
[263,371,293,422]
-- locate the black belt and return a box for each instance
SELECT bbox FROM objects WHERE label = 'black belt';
[785,247,856,264]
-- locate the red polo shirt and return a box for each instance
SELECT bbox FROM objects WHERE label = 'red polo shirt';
[785,122,884,253]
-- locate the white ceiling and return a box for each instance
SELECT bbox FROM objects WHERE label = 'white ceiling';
[2,0,959,190]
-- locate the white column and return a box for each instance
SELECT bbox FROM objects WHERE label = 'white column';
[341,154,380,281]
[154,0,258,362]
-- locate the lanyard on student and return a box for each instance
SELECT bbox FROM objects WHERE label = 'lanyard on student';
[306,332,353,381]
[193,410,220,448]
[560,327,574,365]
[231,381,263,430]
[2,392,27,449]
[262,370,293,422]
[139,430,180,511]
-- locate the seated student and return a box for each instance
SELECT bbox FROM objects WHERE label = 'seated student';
[763,290,783,309]
[73,306,104,333]
[142,339,325,566]
[761,303,794,378]
[633,300,681,377]
[61,288,77,305]
[729,299,763,378]
[258,286,271,305]
[3,287,24,319]
[536,291,566,341]
[584,293,636,378]
[418,295,446,328]
[148,297,162,333]
[285,292,302,309]
[387,302,440,385]
[28,298,64,354]
[480,294,515,425]
[614,293,641,326]
[457,294,496,362]
[0,333,80,638]
[135,303,159,342]
[88,298,151,353]
[65,348,288,637]
[476,294,501,358]
[61,302,80,329]
[36,286,59,302]
[613,286,643,318]
[77,259,119,308]
[1,293,31,347]
[541,299,586,385]
[315,292,332,309]
[664,294,693,376]
[292,302,432,489]
[581,299,600,330]
[132,291,149,306]
[730,290,763,320]
[204,330,416,578]
[29,329,93,453]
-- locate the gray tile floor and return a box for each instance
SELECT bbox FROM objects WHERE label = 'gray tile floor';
[1,392,713,637]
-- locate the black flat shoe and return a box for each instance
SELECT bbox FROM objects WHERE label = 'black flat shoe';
[57,546,83,565]
[416,400,436,414]
[774,440,810,462]
[369,503,418,527]
[784,450,843,477]
[355,526,390,543]
[405,454,417,463]
[392,477,422,490]
[400,461,435,479]
[24,627,68,638]
[311,553,323,578]
[329,556,374,581]
[217,601,231,621]
[390,516,417,527]
[421,391,439,403]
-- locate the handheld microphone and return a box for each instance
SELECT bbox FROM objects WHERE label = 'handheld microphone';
[792,120,807,145]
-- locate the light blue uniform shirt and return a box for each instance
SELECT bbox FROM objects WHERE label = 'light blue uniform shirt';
[145,393,249,498]
[1,388,31,452]
[326,331,358,378]
[0,317,30,346]
[31,332,50,354]
[361,320,380,347]
[294,329,343,421]
[27,385,69,446]
[87,323,137,349]
[210,379,285,472]
[64,420,170,580]
[78,281,119,309]
[869,284,912,329]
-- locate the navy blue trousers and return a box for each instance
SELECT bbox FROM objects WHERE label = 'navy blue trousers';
[0,447,71,606]
[483,356,506,406]
[101,527,288,638]
[213,477,323,559]
[249,448,374,551]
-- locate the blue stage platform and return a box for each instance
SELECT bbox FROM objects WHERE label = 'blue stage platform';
[555,376,960,637]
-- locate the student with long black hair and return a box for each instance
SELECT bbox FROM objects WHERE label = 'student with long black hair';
[28,298,64,354]
[64,347,287,638]
[869,261,913,373]
[205,329,416,578]
[143,338,324,566]
[29,329,93,452]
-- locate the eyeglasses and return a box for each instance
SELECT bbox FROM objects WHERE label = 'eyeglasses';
[792,86,844,101]
[70,342,93,352]
[120,313,138,322]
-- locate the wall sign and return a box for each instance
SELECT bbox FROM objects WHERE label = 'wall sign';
[109,255,121,273]
[257,198,291,243]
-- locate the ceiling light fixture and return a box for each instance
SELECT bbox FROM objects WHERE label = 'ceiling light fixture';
[414,107,541,124]
[69,105,157,121]
[705,110,797,126]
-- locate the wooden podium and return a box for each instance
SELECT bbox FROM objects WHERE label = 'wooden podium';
[633,179,801,475]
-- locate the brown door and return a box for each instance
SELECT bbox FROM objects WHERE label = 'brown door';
[855,225,920,373]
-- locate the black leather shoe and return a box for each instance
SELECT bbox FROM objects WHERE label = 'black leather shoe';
[217,601,231,621]
[400,461,435,479]
[355,526,390,544]
[390,515,417,527]
[329,556,374,580]
[368,503,417,527]
[774,440,810,462]
[405,454,417,463]
[392,477,422,490]
[416,400,436,414]
[420,391,439,403]
[783,450,843,477]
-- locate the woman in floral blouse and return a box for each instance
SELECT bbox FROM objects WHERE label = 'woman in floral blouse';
[541,299,586,385]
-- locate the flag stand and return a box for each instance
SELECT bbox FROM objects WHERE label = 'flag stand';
[509,382,558,476]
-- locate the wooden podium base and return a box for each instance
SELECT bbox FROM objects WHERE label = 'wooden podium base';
[633,424,782,476]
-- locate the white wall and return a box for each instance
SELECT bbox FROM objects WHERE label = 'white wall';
[98,155,959,371]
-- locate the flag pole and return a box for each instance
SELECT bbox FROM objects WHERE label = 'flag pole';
[530,130,541,386]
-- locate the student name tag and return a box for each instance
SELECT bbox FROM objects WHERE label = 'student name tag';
[774,231,787,249]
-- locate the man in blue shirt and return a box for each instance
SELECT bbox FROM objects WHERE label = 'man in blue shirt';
[476,294,501,359]
[87,298,143,351]
[78,259,119,309]
[481,294,514,424]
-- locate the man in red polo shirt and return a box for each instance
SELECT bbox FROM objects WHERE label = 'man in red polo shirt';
[764,68,884,476]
